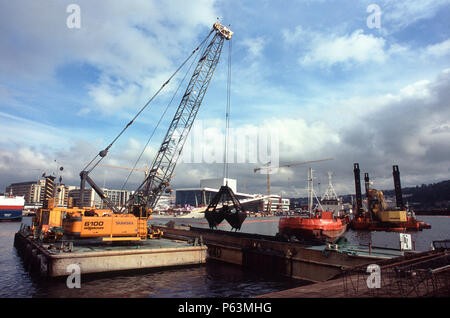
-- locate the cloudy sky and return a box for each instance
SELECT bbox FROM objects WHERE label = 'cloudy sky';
[1,0,449,198]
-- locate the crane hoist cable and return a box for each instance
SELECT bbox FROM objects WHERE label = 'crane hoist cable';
[205,35,247,231]
[223,37,232,181]
[120,38,208,191]
[82,29,215,174]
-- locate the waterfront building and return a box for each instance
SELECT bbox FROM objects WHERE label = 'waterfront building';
[6,180,45,205]
[263,196,290,213]
[101,188,134,208]
[175,178,290,213]
[55,184,69,207]
[68,188,103,208]
[68,187,134,209]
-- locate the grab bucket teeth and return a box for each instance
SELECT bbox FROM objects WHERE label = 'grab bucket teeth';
[204,185,246,231]
[224,210,247,231]
[205,209,226,229]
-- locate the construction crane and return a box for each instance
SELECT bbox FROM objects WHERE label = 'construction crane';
[253,158,334,213]
[32,22,233,242]
[96,163,148,173]
[96,163,176,192]
[95,163,149,177]
[126,22,233,212]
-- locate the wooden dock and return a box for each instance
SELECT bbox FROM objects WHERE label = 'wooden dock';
[154,224,409,283]
[257,250,450,297]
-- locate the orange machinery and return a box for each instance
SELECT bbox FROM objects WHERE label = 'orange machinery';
[31,176,156,242]
[62,208,149,241]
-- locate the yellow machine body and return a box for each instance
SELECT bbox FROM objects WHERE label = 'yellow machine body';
[368,189,408,223]
[63,212,149,240]
[31,200,153,241]
[378,210,408,223]
[32,199,64,231]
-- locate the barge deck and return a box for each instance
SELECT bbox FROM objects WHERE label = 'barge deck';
[153,224,412,283]
[14,230,207,277]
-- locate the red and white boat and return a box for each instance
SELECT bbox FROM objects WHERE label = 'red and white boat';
[277,169,348,243]
[279,210,348,242]
[0,194,25,221]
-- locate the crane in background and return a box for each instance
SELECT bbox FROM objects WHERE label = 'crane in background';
[253,158,334,213]
[96,163,149,176]
[95,163,175,193]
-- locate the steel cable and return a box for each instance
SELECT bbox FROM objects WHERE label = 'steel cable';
[120,36,209,191]
[82,29,214,174]
[223,37,232,181]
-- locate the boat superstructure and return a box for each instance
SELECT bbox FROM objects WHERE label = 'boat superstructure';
[278,168,348,243]
[320,172,345,217]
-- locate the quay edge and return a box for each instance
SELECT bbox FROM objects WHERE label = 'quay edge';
[153,224,414,283]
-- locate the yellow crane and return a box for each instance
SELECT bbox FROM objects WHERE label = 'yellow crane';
[253,158,334,213]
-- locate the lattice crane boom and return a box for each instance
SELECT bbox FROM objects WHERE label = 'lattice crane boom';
[130,22,233,211]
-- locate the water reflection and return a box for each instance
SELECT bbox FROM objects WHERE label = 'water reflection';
[1,216,449,297]
[30,261,306,298]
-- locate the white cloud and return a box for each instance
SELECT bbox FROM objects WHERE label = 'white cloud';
[282,23,450,71]
[0,111,70,149]
[282,25,306,45]
[241,37,266,58]
[301,29,387,66]
[2,68,449,197]
[0,0,219,114]
[381,0,450,32]
[282,25,392,67]
[424,39,450,58]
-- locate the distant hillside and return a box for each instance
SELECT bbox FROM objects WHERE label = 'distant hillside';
[384,180,450,211]
[289,179,450,214]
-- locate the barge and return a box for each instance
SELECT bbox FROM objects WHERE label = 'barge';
[14,226,207,277]
[154,223,414,283]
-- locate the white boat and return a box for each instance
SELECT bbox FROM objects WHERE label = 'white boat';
[0,195,25,221]
[320,172,346,216]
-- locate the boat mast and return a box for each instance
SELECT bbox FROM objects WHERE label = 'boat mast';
[307,168,324,217]
[322,171,338,200]
[308,168,314,217]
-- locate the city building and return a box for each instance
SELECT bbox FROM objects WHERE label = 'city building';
[154,194,175,211]
[175,186,255,207]
[6,179,137,209]
[263,195,290,213]
[55,184,69,207]
[68,188,103,208]
[68,187,135,209]
[200,178,237,193]
[102,188,134,208]
[6,180,45,206]
[175,178,290,213]
[175,178,254,208]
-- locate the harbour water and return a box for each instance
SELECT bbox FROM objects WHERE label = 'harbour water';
[150,215,450,251]
[0,216,449,298]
